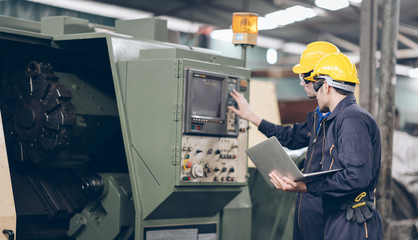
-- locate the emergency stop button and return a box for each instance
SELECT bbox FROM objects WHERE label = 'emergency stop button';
[183,160,192,170]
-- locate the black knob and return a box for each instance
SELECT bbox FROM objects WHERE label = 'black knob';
[196,149,202,153]
[214,168,220,172]
[208,149,213,154]
[81,174,104,199]
[229,168,235,172]
[215,150,221,154]
[221,167,227,172]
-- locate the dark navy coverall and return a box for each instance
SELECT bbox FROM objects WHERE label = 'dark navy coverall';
[258,107,329,240]
[307,94,383,240]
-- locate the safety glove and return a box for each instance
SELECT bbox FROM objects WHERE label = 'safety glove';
[339,192,375,224]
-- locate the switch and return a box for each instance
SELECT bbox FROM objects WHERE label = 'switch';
[196,149,202,154]
[227,177,234,181]
[191,164,204,178]
[182,176,191,181]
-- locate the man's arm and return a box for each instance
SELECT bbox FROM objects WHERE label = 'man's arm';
[229,89,311,150]
[228,89,262,127]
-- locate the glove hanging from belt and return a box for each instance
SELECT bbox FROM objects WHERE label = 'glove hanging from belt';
[339,192,375,224]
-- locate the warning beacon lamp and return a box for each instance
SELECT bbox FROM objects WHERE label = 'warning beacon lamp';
[232,12,258,45]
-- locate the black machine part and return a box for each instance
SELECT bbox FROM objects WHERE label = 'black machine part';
[3,61,76,167]
[81,174,105,199]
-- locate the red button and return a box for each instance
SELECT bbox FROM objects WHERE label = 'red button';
[186,161,192,169]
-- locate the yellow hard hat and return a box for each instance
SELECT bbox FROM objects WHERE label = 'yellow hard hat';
[292,41,340,74]
[305,53,360,84]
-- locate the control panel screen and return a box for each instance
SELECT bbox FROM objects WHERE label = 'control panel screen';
[191,74,222,118]
[184,68,242,137]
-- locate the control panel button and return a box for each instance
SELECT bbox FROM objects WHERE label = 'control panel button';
[182,176,191,181]
[191,164,204,178]
[183,160,192,170]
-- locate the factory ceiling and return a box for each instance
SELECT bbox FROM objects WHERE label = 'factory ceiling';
[91,0,418,67]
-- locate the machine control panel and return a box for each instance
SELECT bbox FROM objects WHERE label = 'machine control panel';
[180,118,248,184]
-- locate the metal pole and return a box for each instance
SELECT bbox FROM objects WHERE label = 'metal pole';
[377,0,400,239]
[241,44,248,68]
[359,0,378,116]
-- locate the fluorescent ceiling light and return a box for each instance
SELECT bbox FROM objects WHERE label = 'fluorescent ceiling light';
[349,0,362,3]
[286,6,317,21]
[258,17,279,31]
[409,68,418,79]
[265,10,295,26]
[262,5,318,29]
[315,0,349,11]
[210,29,233,42]
[281,42,306,55]
[266,48,278,65]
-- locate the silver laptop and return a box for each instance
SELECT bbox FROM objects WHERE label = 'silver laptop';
[246,136,342,188]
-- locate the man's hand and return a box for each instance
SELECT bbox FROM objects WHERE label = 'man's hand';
[228,89,262,126]
[269,171,307,193]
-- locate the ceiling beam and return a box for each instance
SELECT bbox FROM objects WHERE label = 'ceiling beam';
[320,33,360,53]
[398,24,418,38]
[397,33,418,50]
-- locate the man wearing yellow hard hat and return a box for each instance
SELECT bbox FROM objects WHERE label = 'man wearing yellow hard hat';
[269,52,383,240]
[229,41,339,240]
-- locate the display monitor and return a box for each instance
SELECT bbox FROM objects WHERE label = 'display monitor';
[190,74,222,118]
[184,68,240,137]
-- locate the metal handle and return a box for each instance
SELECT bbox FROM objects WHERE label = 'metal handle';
[2,229,14,240]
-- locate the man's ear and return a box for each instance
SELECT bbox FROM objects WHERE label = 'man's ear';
[321,82,330,94]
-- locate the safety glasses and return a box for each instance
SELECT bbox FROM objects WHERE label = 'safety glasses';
[313,78,325,92]
[299,72,313,85]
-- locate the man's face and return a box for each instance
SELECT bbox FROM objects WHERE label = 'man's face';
[314,79,330,113]
[299,73,316,99]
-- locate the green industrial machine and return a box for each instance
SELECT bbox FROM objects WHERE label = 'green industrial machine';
[0,16,251,240]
